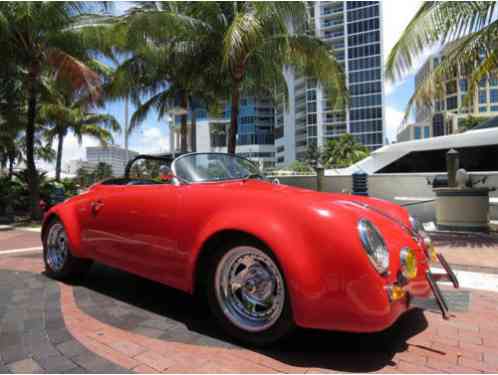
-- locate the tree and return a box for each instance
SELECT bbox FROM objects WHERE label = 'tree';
[386,2,497,118]
[458,115,486,133]
[93,162,113,181]
[287,160,313,174]
[0,2,108,219]
[220,2,347,154]
[101,2,227,153]
[322,134,370,168]
[40,85,120,181]
[101,2,347,155]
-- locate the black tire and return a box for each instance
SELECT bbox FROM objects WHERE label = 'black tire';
[43,218,92,280]
[205,238,295,347]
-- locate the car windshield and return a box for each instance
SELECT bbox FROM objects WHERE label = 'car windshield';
[172,153,260,183]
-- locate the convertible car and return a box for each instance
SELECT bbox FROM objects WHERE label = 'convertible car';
[42,152,459,346]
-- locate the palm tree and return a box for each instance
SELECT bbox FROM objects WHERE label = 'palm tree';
[323,134,370,168]
[386,2,497,117]
[0,2,108,219]
[98,2,346,155]
[102,2,227,153]
[39,87,120,181]
[218,2,347,154]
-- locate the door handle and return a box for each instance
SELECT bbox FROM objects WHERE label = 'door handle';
[91,200,104,214]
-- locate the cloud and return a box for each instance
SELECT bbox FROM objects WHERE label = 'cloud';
[37,133,101,175]
[384,106,407,143]
[130,126,170,155]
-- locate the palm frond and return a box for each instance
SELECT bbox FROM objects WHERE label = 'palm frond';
[386,1,496,81]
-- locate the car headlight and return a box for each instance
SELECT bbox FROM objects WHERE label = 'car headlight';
[358,219,389,275]
[400,247,417,279]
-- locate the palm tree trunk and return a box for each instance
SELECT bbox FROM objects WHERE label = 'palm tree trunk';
[190,107,197,152]
[55,127,64,181]
[180,93,188,153]
[26,67,41,220]
[8,155,14,180]
[228,80,241,154]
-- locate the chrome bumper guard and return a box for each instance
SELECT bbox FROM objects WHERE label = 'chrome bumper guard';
[425,253,459,319]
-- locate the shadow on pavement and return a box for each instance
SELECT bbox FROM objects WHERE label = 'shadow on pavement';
[67,262,428,373]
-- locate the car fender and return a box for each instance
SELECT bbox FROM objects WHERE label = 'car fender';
[190,206,325,294]
[41,202,86,258]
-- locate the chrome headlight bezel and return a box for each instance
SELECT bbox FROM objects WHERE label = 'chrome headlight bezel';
[358,219,390,275]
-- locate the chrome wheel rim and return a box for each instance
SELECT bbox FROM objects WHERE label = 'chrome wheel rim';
[46,223,68,272]
[215,246,285,332]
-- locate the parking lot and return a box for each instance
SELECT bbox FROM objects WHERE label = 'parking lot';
[1,228,498,373]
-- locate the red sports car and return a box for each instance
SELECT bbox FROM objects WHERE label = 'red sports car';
[42,152,459,346]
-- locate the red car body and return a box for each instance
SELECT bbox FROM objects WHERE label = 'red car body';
[42,177,437,333]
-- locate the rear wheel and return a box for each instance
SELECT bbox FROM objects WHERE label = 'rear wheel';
[43,219,92,280]
[206,240,294,346]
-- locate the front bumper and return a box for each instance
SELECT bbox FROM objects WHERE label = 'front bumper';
[425,253,459,319]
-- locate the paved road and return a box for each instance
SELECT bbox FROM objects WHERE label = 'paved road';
[0,229,497,372]
[0,229,42,254]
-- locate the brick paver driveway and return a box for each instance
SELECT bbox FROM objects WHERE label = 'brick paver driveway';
[1,229,498,373]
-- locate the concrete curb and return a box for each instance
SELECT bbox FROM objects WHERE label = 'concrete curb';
[0,225,14,231]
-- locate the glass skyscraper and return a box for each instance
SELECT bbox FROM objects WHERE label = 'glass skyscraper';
[275,1,385,166]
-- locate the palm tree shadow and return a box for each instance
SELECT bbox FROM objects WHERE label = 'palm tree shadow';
[58,262,428,373]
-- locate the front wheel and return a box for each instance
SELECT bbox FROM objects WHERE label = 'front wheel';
[206,242,294,346]
[43,219,92,280]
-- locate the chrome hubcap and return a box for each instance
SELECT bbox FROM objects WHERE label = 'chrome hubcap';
[46,223,68,272]
[215,246,285,332]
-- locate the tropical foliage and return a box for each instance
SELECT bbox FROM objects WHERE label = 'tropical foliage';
[1,1,349,221]
[75,162,114,187]
[0,2,109,218]
[95,2,347,154]
[386,2,498,118]
[305,134,370,169]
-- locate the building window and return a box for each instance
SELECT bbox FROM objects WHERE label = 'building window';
[307,113,317,124]
[479,106,487,112]
[459,79,468,92]
[306,91,316,101]
[490,89,498,103]
[414,127,422,139]
[446,96,458,110]
[424,127,430,138]
[479,90,487,104]
[307,102,317,113]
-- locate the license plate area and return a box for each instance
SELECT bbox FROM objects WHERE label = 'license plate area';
[426,269,450,319]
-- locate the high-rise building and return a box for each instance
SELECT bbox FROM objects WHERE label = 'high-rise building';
[169,97,276,168]
[86,145,138,177]
[411,50,498,139]
[276,1,385,166]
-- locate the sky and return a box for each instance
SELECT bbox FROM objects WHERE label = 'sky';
[40,0,428,175]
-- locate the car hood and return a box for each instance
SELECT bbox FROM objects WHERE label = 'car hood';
[235,180,413,233]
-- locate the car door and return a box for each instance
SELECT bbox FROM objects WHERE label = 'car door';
[86,183,182,286]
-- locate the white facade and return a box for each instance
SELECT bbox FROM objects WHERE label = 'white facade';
[86,145,138,177]
[415,50,498,137]
[396,121,433,143]
[276,1,385,167]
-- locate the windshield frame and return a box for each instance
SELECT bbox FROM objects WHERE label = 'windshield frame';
[171,152,261,184]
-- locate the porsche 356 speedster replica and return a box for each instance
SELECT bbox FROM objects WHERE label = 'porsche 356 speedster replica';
[42,152,459,346]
